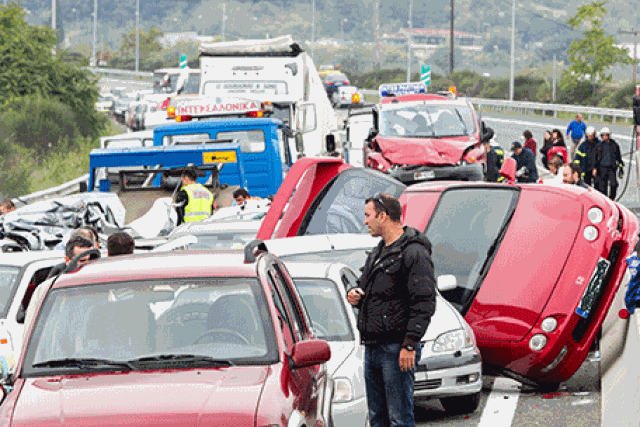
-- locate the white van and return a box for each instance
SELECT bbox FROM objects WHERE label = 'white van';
[197,35,339,158]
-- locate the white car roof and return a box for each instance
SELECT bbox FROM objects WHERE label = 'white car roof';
[171,218,262,236]
[283,261,346,280]
[265,234,380,257]
[0,250,65,267]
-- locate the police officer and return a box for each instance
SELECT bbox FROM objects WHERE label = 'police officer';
[482,140,505,182]
[595,127,623,200]
[511,141,538,183]
[175,168,214,225]
[574,126,600,187]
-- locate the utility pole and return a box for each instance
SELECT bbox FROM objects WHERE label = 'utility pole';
[619,29,639,85]
[552,53,557,103]
[311,0,315,62]
[92,0,97,66]
[221,3,226,41]
[509,0,515,101]
[135,0,140,72]
[449,0,454,75]
[406,0,413,82]
[375,2,380,69]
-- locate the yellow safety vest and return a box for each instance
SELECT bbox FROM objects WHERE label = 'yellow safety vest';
[182,183,213,223]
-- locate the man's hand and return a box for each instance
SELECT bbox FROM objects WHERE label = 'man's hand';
[592,169,597,177]
[399,348,416,371]
[347,288,365,306]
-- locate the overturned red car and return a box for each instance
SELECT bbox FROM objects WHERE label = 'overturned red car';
[258,157,639,387]
[347,84,490,184]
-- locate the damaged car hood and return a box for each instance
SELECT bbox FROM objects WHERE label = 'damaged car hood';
[375,136,474,166]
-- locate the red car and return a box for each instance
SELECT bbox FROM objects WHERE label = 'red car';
[0,249,332,426]
[257,157,639,388]
[351,87,490,184]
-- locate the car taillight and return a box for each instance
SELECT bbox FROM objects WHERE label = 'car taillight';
[176,115,192,122]
[352,93,361,103]
[327,82,334,86]
[167,106,175,118]
[246,111,264,118]
[344,80,349,85]
[262,101,273,112]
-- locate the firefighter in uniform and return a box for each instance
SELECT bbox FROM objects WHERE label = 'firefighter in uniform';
[595,127,623,200]
[175,168,214,225]
[573,126,600,187]
[483,140,505,182]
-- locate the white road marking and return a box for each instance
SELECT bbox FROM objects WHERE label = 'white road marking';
[477,377,521,427]
[483,117,632,141]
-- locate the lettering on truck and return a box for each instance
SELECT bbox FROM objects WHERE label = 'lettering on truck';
[177,101,260,116]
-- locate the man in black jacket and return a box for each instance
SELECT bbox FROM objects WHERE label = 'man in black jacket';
[595,127,623,199]
[483,140,505,182]
[511,141,538,183]
[347,193,436,427]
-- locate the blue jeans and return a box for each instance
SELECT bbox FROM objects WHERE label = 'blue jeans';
[364,343,422,427]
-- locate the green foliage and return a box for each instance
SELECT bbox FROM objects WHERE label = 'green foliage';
[110,26,164,71]
[564,1,632,96]
[558,74,599,105]
[597,82,638,109]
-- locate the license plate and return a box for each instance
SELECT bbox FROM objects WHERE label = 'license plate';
[203,151,237,164]
[576,258,611,318]
[414,171,435,180]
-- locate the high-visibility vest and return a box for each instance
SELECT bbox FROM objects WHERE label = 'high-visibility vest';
[182,183,213,223]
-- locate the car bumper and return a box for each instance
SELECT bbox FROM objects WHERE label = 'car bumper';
[332,395,367,427]
[414,351,482,401]
[389,163,484,184]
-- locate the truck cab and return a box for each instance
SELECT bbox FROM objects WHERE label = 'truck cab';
[197,35,339,159]
[344,83,490,185]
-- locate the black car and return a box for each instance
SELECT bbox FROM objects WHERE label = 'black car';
[322,73,350,100]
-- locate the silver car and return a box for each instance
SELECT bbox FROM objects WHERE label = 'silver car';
[264,233,483,415]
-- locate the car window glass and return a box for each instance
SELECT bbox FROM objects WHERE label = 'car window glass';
[18,266,56,324]
[183,73,201,95]
[266,273,296,348]
[269,266,305,342]
[295,278,353,341]
[424,188,518,312]
[22,278,277,376]
[379,104,476,138]
[340,268,360,318]
[279,249,370,273]
[300,169,406,236]
[217,130,265,153]
[0,267,20,318]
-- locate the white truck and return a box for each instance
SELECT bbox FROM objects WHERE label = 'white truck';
[196,35,339,158]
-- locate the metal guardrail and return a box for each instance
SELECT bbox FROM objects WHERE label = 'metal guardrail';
[360,90,634,124]
[86,67,154,79]
[13,174,89,206]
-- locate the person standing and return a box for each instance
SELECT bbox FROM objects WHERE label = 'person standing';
[175,168,214,225]
[595,127,623,200]
[541,155,565,185]
[347,193,436,427]
[511,141,539,183]
[574,126,600,187]
[539,130,554,169]
[483,140,505,183]
[567,114,587,159]
[523,130,537,156]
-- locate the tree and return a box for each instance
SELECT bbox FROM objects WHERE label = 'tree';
[563,1,632,97]
[111,26,164,71]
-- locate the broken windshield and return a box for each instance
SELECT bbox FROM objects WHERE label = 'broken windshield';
[379,103,476,138]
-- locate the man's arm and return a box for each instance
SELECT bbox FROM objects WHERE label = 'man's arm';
[402,243,437,349]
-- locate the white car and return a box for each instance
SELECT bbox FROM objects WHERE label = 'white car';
[0,251,66,373]
[263,233,483,414]
[332,86,363,108]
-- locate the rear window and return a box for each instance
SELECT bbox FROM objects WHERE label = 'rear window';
[425,188,518,312]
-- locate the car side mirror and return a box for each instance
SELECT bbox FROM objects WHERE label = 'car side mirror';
[481,123,494,144]
[500,158,517,184]
[289,339,331,369]
[436,275,457,292]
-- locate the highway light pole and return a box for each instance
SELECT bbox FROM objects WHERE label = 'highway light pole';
[406,0,412,82]
[222,3,226,41]
[509,0,515,101]
[449,0,454,75]
[135,0,140,72]
[92,0,97,66]
[619,29,639,85]
[311,0,316,62]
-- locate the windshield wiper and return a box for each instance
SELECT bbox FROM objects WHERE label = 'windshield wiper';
[128,354,234,367]
[33,358,136,371]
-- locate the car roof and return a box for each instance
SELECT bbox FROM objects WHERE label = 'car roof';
[178,219,263,235]
[0,250,65,267]
[379,94,469,107]
[265,234,379,257]
[51,251,257,288]
[284,261,346,279]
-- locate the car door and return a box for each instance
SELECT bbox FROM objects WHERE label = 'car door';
[344,110,374,167]
[257,158,405,240]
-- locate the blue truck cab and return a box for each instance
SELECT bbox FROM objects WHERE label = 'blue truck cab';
[151,118,292,198]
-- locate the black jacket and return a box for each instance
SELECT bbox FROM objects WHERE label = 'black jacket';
[575,138,600,175]
[485,145,504,183]
[353,226,437,348]
[595,139,622,170]
[513,148,539,183]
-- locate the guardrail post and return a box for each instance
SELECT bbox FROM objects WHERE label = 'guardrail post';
[613,115,617,124]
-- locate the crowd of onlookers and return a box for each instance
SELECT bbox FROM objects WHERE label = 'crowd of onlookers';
[484,113,625,200]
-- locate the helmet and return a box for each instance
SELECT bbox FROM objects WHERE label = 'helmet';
[586,126,596,136]
[600,127,610,135]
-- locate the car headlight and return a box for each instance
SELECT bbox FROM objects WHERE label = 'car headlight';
[333,377,354,403]
[583,226,599,242]
[540,317,557,333]
[529,334,547,351]
[588,207,604,224]
[462,321,476,348]
[432,330,465,353]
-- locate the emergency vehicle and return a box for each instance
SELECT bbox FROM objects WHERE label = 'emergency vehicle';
[343,82,491,184]
[194,35,340,159]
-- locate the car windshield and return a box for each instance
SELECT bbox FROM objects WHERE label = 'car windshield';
[280,249,370,273]
[0,267,20,318]
[295,278,353,342]
[379,103,476,138]
[22,278,277,376]
[424,188,518,313]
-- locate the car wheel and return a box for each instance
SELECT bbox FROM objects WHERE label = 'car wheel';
[440,392,480,415]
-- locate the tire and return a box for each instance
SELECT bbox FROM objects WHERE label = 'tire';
[440,392,480,415]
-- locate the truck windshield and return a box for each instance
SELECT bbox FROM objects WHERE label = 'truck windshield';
[424,188,518,313]
[0,267,20,318]
[379,104,476,138]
